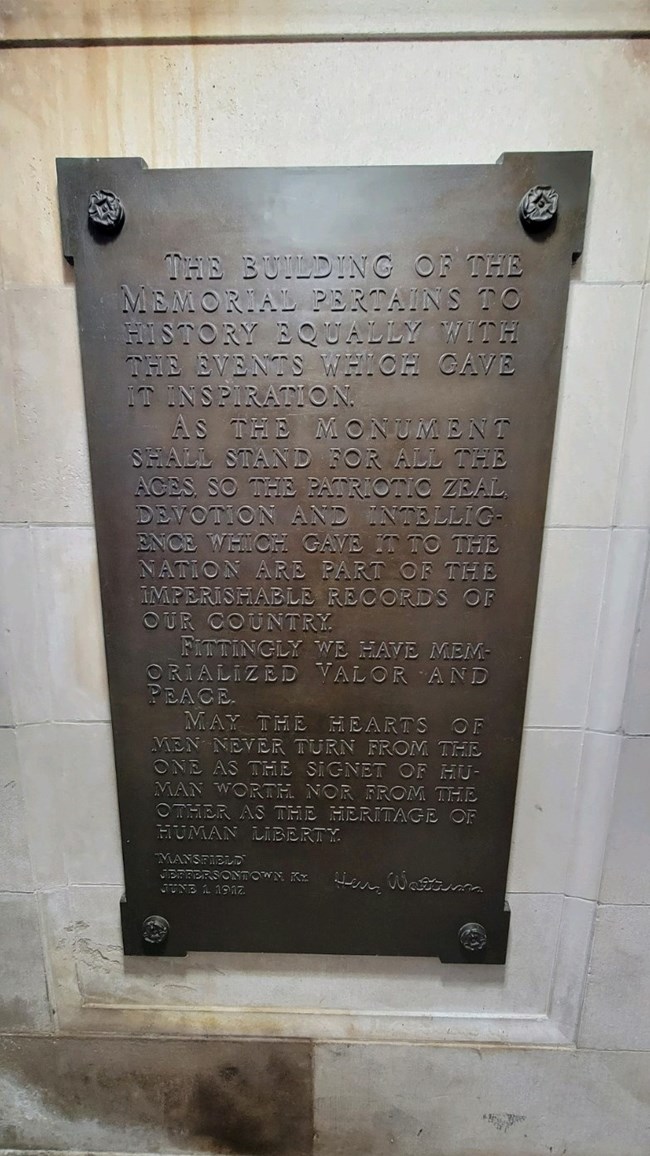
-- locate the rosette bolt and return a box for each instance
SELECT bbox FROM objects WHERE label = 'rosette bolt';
[142,914,169,948]
[458,921,488,954]
[88,188,125,237]
[518,185,559,234]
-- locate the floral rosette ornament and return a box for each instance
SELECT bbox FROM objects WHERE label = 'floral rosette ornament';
[88,188,125,235]
[518,184,559,232]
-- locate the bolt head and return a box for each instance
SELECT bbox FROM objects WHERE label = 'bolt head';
[458,921,487,953]
[142,914,169,947]
[88,189,125,236]
[518,185,559,233]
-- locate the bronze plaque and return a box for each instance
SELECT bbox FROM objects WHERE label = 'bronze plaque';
[58,154,591,962]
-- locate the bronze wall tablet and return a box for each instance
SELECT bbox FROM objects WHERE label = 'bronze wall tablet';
[57,154,591,962]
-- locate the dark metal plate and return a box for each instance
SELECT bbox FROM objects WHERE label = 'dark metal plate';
[57,154,591,962]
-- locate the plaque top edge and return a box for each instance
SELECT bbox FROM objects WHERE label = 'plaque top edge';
[56,150,592,265]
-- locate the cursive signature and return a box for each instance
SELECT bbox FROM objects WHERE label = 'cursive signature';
[334,870,382,894]
[387,871,483,893]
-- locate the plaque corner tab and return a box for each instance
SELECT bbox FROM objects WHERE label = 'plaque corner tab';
[56,156,148,264]
[55,157,82,264]
[567,150,593,263]
[498,149,592,263]
[119,892,138,957]
[438,902,511,965]
[120,895,188,959]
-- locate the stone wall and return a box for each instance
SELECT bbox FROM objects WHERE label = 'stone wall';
[1,5,649,1152]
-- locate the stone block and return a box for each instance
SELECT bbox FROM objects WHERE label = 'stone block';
[547,284,642,529]
[0,726,32,891]
[0,1035,313,1154]
[314,1041,650,1155]
[0,893,51,1032]
[600,737,650,904]
[579,903,650,1049]
[525,527,609,728]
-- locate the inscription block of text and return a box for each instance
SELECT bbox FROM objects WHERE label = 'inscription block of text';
[58,154,591,962]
